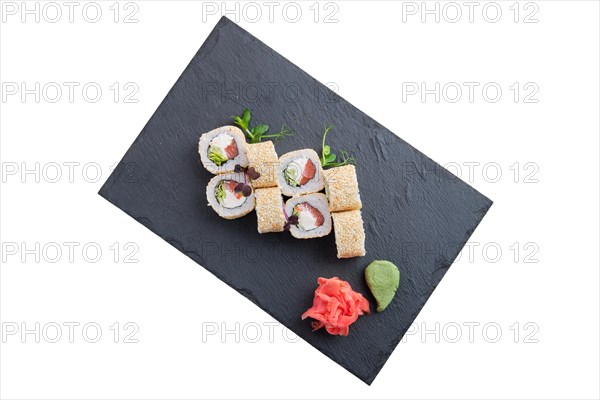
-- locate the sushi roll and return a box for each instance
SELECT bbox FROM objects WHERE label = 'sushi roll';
[285,193,332,239]
[206,173,255,219]
[199,126,248,174]
[246,141,279,188]
[254,187,286,233]
[331,210,366,258]
[323,165,362,212]
[277,149,325,197]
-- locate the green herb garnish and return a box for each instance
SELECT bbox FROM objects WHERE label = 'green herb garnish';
[214,180,226,204]
[232,108,293,143]
[320,125,356,168]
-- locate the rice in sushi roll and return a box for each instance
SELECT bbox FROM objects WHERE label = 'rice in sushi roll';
[254,187,286,233]
[285,193,332,239]
[199,126,248,174]
[331,210,366,258]
[277,149,325,197]
[206,173,255,219]
[323,165,362,212]
[246,141,279,188]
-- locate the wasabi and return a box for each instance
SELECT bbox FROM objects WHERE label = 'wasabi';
[365,260,400,312]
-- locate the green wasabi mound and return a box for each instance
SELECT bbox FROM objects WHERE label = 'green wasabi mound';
[365,260,400,312]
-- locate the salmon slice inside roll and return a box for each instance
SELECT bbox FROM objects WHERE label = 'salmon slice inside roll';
[199,126,248,174]
[278,149,325,197]
[206,173,255,219]
[292,202,325,231]
[285,193,331,239]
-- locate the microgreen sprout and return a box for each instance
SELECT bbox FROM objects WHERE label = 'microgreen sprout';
[284,215,299,231]
[282,200,299,231]
[233,164,260,197]
[232,108,293,144]
[320,125,356,168]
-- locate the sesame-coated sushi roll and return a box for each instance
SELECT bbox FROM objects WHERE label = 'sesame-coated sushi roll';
[255,187,286,233]
[246,141,279,188]
[331,210,366,258]
[285,193,332,239]
[199,126,248,174]
[206,173,255,219]
[277,149,325,197]
[323,165,362,212]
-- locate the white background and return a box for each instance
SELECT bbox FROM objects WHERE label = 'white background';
[1,1,599,399]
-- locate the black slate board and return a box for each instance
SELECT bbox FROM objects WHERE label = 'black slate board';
[99,17,492,385]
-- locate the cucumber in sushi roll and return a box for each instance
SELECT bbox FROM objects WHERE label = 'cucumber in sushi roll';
[285,193,332,239]
[206,173,255,219]
[277,149,325,197]
[199,126,248,174]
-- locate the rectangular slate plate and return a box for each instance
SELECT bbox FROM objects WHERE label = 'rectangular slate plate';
[99,17,492,385]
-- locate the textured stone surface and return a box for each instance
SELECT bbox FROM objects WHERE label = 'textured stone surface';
[99,17,492,385]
